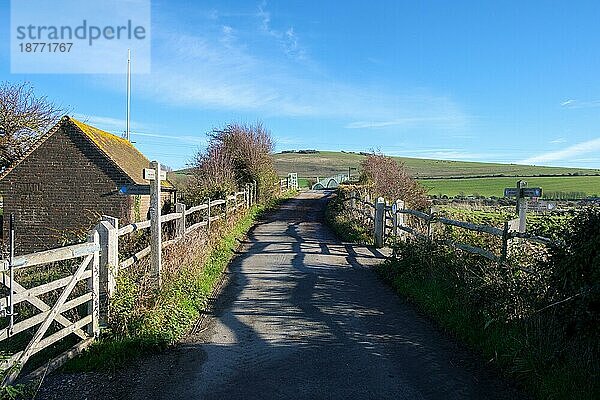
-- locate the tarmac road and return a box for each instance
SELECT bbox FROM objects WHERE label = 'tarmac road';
[38,191,525,400]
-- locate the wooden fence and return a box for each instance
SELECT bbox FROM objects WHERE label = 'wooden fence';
[104,186,254,297]
[0,182,257,385]
[341,190,555,263]
[0,234,100,385]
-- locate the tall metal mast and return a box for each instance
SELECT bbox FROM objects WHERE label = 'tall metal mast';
[126,49,131,142]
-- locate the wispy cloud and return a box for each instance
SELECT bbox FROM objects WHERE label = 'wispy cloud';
[74,114,205,144]
[520,137,600,165]
[257,1,306,60]
[560,99,600,109]
[93,4,469,136]
[550,137,567,144]
[132,25,469,129]
[73,114,153,133]
[346,116,465,129]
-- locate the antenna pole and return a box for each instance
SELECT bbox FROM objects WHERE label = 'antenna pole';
[126,49,131,142]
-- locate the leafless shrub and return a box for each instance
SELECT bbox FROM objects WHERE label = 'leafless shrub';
[359,152,430,210]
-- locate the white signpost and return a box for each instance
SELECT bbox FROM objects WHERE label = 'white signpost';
[503,180,543,233]
[145,161,163,286]
[143,168,166,181]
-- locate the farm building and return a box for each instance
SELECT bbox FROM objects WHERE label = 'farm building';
[0,116,175,255]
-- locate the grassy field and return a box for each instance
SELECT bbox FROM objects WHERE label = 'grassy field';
[419,176,600,198]
[273,151,600,179]
[172,151,600,197]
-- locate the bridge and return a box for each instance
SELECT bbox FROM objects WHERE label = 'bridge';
[35,191,524,400]
[311,173,348,190]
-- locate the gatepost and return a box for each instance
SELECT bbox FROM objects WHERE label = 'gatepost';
[374,197,385,248]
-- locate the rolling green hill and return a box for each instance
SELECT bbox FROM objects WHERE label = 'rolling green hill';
[273,151,600,179]
[173,151,600,198]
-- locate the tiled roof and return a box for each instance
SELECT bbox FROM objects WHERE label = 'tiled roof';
[0,116,174,190]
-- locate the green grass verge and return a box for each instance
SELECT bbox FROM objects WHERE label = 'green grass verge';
[324,195,371,244]
[376,259,596,400]
[63,194,294,372]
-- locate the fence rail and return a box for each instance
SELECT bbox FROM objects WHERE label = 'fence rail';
[342,191,555,263]
[0,181,259,385]
[0,232,100,385]
[108,184,256,292]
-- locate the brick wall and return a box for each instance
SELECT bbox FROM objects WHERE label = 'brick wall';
[0,124,134,255]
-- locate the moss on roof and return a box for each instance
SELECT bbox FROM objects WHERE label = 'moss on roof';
[69,117,173,189]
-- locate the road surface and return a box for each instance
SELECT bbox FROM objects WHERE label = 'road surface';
[39,191,524,400]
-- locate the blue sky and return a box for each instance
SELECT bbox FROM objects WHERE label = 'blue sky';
[1,1,600,170]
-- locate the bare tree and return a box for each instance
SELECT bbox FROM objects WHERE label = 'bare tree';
[0,81,63,171]
[190,122,278,201]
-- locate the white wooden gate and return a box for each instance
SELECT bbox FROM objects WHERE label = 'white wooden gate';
[0,232,100,385]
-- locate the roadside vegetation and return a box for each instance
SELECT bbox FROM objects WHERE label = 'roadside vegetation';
[327,153,599,400]
[57,122,284,372]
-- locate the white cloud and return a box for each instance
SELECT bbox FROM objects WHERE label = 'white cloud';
[560,99,574,107]
[560,99,600,109]
[550,137,567,144]
[520,137,600,165]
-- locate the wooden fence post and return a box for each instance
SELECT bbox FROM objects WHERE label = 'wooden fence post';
[396,200,405,240]
[501,221,510,263]
[374,197,385,248]
[501,218,519,262]
[249,183,253,206]
[427,207,436,239]
[149,161,162,286]
[95,216,118,317]
[364,194,369,225]
[87,229,100,338]
[176,203,186,238]
[245,184,249,208]
[207,198,211,230]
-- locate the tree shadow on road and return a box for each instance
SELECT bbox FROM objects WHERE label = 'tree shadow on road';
[128,194,527,400]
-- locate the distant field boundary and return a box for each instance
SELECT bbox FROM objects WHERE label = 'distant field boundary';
[418,173,600,180]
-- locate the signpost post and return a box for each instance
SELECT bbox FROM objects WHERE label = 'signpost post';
[144,161,165,286]
[503,180,542,233]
